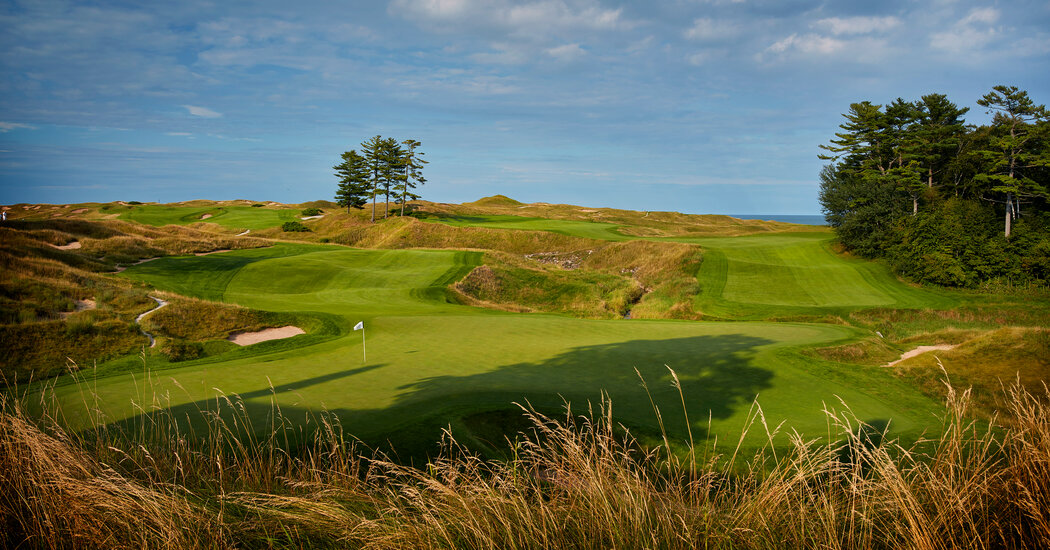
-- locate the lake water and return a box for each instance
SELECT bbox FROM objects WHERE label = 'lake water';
[729,214,826,226]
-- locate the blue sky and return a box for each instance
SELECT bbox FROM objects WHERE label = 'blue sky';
[2,0,1048,214]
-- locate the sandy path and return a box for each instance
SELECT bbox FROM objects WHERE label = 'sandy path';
[883,344,956,368]
[236,229,251,236]
[136,296,169,348]
[51,241,82,250]
[228,326,305,346]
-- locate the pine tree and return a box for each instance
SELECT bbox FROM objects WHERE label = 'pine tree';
[976,85,1050,237]
[333,150,370,213]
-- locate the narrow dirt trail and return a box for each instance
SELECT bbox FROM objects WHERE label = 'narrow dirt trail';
[135,296,169,348]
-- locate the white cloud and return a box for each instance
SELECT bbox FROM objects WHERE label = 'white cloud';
[683,18,738,41]
[765,33,844,55]
[182,105,222,118]
[165,132,192,136]
[546,43,586,61]
[0,122,37,133]
[961,7,999,26]
[930,7,1001,54]
[813,16,900,36]
[391,0,629,37]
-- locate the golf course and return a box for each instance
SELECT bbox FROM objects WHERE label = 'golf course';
[11,202,966,458]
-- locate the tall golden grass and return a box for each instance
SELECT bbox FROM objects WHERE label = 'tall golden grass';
[2,367,1047,549]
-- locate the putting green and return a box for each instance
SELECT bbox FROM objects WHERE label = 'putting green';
[118,205,300,230]
[50,243,940,454]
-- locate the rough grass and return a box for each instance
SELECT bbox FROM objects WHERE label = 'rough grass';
[890,327,1050,420]
[2,375,1047,549]
[142,295,297,341]
[0,219,268,384]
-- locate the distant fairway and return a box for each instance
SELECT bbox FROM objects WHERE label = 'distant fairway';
[683,232,957,318]
[429,214,631,241]
[118,204,300,230]
[46,243,943,456]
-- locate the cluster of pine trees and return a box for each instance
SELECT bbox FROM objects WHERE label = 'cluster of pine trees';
[334,136,427,222]
[819,85,1050,287]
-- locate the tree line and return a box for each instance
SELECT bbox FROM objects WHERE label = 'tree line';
[819,85,1050,287]
[334,136,427,222]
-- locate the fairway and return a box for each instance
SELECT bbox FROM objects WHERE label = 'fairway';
[684,233,957,318]
[117,204,300,230]
[48,243,943,454]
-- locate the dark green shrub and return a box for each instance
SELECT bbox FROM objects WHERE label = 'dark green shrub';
[281,221,311,232]
[251,203,265,207]
[319,237,330,243]
[301,207,322,217]
[127,201,142,205]
[162,340,203,362]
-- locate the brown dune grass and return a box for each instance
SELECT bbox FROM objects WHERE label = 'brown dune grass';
[1,369,1047,549]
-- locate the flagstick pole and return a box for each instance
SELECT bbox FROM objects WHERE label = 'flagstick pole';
[362,326,366,363]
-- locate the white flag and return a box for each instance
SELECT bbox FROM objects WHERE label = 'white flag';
[354,321,364,331]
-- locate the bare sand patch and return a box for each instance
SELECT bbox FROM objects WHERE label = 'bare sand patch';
[195,249,231,256]
[236,229,251,236]
[70,208,88,214]
[52,241,82,250]
[883,344,957,368]
[59,299,97,318]
[200,213,213,220]
[228,326,304,346]
[300,215,324,220]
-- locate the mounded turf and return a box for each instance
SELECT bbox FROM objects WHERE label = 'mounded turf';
[117,205,300,230]
[426,214,956,318]
[49,243,942,457]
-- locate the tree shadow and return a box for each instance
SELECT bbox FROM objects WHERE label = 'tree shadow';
[94,334,776,463]
[335,334,776,457]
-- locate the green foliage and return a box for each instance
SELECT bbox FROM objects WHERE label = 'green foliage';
[300,207,322,217]
[820,86,1050,287]
[126,201,142,205]
[250,203,264,207]
[281,221,310,232]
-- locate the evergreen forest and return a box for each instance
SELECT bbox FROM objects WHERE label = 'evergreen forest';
[819,85,1050,287]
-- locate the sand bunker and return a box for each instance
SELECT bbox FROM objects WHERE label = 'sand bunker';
[70,208,88,214]
[236,229,251,236]
[52,241,82,250]
[59,299,97,318]
[201,213,213,220]
[228,326,304,346]
[300,215,324,220]
[883,344,957,368]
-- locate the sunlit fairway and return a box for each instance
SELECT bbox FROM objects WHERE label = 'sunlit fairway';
[117,204,300,230]
[46,242,945,458]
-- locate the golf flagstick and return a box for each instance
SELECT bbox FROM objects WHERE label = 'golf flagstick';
[354,321,365,362]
